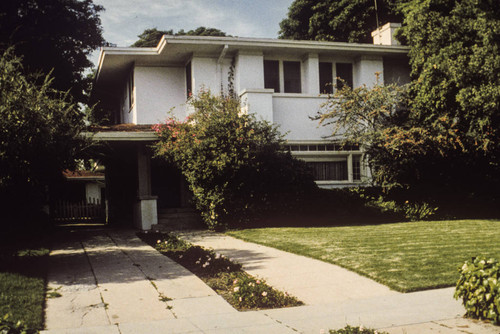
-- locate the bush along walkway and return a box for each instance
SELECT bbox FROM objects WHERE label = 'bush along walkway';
[138,232,303,311]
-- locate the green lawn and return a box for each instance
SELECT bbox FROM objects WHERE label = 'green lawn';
[0,244,49,330]
[227,219,500,292]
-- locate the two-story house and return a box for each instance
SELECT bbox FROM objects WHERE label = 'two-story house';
[90,22,409,230]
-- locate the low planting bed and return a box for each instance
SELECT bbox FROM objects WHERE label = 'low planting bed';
[138,232,302,311]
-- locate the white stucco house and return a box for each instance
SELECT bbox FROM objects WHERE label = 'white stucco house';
[90,22,410,230]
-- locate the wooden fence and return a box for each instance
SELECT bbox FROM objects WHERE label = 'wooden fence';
[51,198,106,224]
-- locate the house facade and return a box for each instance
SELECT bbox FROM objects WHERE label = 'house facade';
[91,23,410,230]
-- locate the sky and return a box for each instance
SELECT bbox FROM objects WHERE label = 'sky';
[90,0,295,65]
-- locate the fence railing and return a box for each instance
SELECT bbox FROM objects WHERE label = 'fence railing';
[51,198,105,224]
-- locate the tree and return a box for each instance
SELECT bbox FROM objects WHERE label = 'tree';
[279,0,405,43]
[0,49,87,224]
[0,0,105,103]
[399,0,500,154]
[396,0,500,194]
[132,27,227,47]
[153,91,315,230]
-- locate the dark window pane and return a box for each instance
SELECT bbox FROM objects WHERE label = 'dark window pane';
[319,62,333,94]
[128,70,134,109]
[308,161,348,181]
[336,63,353,90]
[299,145,308,151]
[353,156,361,181]
[284,61,301,93]
[264,60,280,93]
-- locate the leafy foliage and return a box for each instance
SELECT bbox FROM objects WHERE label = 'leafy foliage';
[399,0,500,154]
[395,0,500,193]
[316,75,445,189]
[279,0,405,43]
[455,257,500,324]
[153,91,316,230]
[0,49,87,224]
[0,0,105,103]
[131,27,227,47]
[329,325,386,334]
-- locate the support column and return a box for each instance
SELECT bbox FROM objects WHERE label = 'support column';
[134,144,158,230]
[302,53,319,94]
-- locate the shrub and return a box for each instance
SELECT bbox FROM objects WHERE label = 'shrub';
[454,256,500,324]
[401,201,438,221]
[153,91,316,230]
[328,325,386,334]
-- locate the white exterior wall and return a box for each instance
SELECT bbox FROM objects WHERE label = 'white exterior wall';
[272,95,332,141]
[240,89,274,122]
[191,56,219,93]
[235,52,264,93]
[354,56,384,88]
[134,66,186,124]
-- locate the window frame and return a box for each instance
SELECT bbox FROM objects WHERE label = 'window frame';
[263,58,302,94]
[288,141,365,185]
[318,61,354,95]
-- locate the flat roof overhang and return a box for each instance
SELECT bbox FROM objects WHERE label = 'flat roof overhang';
[83,131,158,142]
[94,35,410,90]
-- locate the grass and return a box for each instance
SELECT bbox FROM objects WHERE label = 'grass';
[227,219,500,292]
[0,238,49,330]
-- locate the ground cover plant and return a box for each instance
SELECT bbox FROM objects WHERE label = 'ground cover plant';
[227,220,500,292]
[138,232,302,310]
[0,237,49,331]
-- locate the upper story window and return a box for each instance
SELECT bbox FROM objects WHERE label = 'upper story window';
[264,59,301,93]
[336,63,353,90]
[319,62,353,94]
[319,62,333,94]
[264,60,280,93]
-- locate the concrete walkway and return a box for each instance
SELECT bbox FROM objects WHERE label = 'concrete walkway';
[42,229,500,334]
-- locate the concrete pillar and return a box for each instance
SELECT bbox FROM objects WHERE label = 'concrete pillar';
[134,144,158,230]
[235,51,264,94]
[353,56,384,88]
[302,53,319,94]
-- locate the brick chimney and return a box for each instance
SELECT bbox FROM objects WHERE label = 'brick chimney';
[371,22,401,46]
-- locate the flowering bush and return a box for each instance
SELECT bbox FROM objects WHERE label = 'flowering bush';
[231,275,302,309]
[153,91,316,230]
